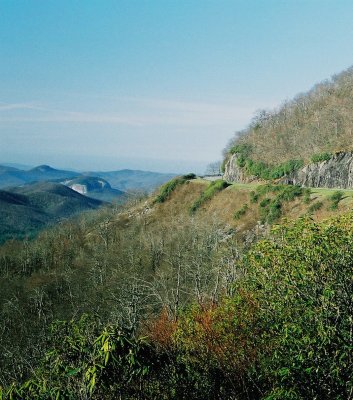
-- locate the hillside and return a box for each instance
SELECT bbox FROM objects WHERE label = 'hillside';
[0,165,79,189]
[0,182,104,243]
[1,176,353,398]
[224,66,353,168]
[0,164,176,193]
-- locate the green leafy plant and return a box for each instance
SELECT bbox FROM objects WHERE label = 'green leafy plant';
[303,188,312,204]
[244,215,353,398]
[154,174,196,203]
[308,200,323,213]
[190,180,230,212]
[5,315,152,399]
[311,152,331,163]
[249,191,259,203]
[256,184,304,224]
[328,190,344,210]
[234,204,249,220]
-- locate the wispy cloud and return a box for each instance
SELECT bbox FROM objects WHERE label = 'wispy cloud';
[0,97,273,128]
[0,102,44,111]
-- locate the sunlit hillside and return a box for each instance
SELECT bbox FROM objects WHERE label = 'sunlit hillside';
[224,66,353,166]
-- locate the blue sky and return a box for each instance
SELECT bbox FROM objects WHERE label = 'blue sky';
[1,0,353,173]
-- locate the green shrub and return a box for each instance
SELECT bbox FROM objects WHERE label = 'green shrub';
[311,152,331,163]
[259,198,271,208]
[256,185,304,224]
[250,191,259,203]
[182,173,197,180]
[155,174,196,203]
[308,200,323,213]
[256,184,276,196]
[190,180,230,212]
[234,204,249,220]
[225,142,304,181]
[244,159,304,180]
[5,315,153,399]
[229,143,252,157]
[244,215,353,398]
[276,184,303,201]
[328,190,344,210]
[220,159,226,173]
[303,188,312,204]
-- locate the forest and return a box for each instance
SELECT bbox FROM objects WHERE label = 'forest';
[0,177,352,399]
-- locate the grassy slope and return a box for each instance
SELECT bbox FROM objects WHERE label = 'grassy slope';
[152,179,353,239]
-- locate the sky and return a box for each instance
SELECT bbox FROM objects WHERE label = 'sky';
[2,1,353,173]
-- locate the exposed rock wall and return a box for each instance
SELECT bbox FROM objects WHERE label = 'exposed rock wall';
[223,154,256,183]
[286,152,353,188]
[224,151,353,188]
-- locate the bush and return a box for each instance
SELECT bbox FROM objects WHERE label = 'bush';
[155,174,196,203]
[234,204,249,220]
[311,152,331,163]
[308,201,323,213]
[190,180,230,212]
[328,190,344,210]
[244,216,353,398]
[249,191,259,203]
[5,315,153,399]
[303,188,312,204]
[256,185,304,224]
[182,173,197,180]
[226,139,304,181]
[229,143,252,157]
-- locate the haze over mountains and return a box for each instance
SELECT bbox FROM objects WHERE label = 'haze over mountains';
[0,164,176,193]
[0,164,176,242]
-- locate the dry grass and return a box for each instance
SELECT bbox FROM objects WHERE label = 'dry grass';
[113,180,353,245]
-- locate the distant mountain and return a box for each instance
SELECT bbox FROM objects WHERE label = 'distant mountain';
[63,176,125,202]
[86,169,177,192]
[0,164,78,189]
[0,182,104,243]
[0,162,33,170]
[26,165,78,182]
[0,165,176,193]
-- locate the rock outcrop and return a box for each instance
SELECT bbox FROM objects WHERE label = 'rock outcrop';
[285,152,353,188]
[224,151,353,189]
[223,154,256,183]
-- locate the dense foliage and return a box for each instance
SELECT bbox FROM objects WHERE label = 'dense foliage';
[235,184,306,224]
[0,176,352,399]
[229,144,304,180]
[1,214,353,399]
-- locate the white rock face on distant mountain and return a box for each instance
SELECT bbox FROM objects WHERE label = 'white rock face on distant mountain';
[70,184,87,195]
[63,176,125,202]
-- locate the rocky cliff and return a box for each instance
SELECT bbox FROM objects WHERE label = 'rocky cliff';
[285,152,353,189]
[223,153,256,183]
[224,151,353,189]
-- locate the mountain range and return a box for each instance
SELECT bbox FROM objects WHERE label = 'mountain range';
[0,164,177,242]
[0,164,176,193]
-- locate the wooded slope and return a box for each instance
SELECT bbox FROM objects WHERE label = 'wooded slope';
[225,66,353,165]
